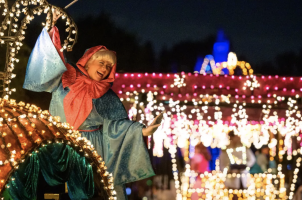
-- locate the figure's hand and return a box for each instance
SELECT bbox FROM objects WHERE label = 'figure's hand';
[48,8,61,27]
[142,112,164,136]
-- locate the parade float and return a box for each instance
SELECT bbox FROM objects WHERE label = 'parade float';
[0,1,115,199]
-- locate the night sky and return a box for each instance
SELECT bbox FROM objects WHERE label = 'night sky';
[49,0,302,65]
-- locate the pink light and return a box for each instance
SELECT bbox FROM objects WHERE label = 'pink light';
[131,74,134,77]
[163,85,167,89]
[235,88,238,92]
[160,91,164,95]
[153,85,157,88]
[219,85,222,88]
[235,95,239,99]
[188,73,192,76]
[171,93,174,96]
[232,76,234,79]
[282,77,286,81]
[167,74,170,77]
[193,93,197,96]
[137,84,141,87]
[130,84,133,88]
[274,87,278,90]
[202,85,206,89]
[159,73,162,77]
[258,95,262,98]
[246,76,249,79]
[138,74,141,77]
[122,84,125,88]
[251,96,254,99]
[152,73,156,76]
[178,94,182,97]
[290,77,293,81]
[124,74,128,77]
[300,77,302,81]
[119,90,122,94]
[115,73,119,77]
[283,88,286,92]
[268,94,271,97]
[145,73,148,76]
[275,75,279,78]
[239,76,242,80]
[147,84,150,87]
[226,86,230,90]
[291,89,295,93]
[261,76,265,79]
[186,93,189,97]
[300,88,302,91]
[181,71,185,75]
[268,76,271,79]
[242,95,246,98]
[210,85,214,89]
[194,73,198,77]
[210,74,213,77]
[194,85,197,89]
[266,87,269,90]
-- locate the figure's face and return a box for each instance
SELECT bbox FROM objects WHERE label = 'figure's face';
[86,58,113,81]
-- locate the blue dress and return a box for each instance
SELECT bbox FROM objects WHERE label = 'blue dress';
[23,28,155,200]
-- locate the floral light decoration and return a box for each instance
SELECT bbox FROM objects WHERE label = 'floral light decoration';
[0,0,116,199]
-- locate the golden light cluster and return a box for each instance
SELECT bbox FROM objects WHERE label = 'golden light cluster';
[0,0,78,97]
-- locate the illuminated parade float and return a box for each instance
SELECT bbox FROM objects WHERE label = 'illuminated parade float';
[0,0,301,200]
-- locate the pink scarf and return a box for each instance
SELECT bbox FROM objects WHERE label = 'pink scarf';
[49,27,116,129]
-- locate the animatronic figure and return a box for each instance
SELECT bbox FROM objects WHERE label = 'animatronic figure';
[23,11,163,200]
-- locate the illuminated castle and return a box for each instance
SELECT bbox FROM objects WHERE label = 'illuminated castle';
[194,30,253,76]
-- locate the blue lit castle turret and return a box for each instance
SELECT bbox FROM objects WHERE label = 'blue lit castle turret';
[194,30,253,75]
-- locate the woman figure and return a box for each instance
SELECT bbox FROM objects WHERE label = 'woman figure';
[190,143,211,200]
[23,18,162,199]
